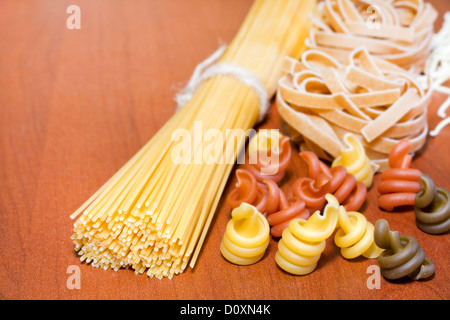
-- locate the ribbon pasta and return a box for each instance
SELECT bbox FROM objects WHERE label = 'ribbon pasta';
[306,0,438,71]
[277,47,431,172]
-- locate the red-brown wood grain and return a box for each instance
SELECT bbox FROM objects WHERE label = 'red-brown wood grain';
[0,0,448,300]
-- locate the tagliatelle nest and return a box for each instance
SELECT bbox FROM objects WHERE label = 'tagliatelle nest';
[277,47,431,172]
[306,0,438,73]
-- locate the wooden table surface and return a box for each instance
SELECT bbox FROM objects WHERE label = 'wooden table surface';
[1,0,449,300]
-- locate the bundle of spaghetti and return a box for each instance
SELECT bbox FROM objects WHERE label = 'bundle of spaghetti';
[277,46,431,173]
[378,139,422,211]
[292,150,367,213]
[306,0,437,71]
[70,0,317,279]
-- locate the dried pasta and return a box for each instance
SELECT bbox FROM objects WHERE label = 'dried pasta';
[227,127,306,238]
[227,128,294,215]
[378,139,422,211]
[334,204,383,259]
[293,150,367,212]
[226,169,268,214]
[277,46,431,173]
[332,133,374,187]
[275,194,339,275]
[248,129,284,158]
[415,174,450,235]
[70,0,316,279]
[220,203,270,265]
[306,0,437,71]
[374,219,435,280]
[243,134,292,184]
[263,179,288,216]
[266,195,310,238]
[323,165,366,212]
[419,12,450,137]
[292,163,330,211]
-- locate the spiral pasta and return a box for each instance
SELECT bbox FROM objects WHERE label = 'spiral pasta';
[378,139,422,211]
[266,195,310,238]
[291,167,330,212]
[248,129,284,158]
[334,204,383,259]
[415,174,450,235]
[275,194,339,275]
[325,166,367,212]
[226,169,268,213]
[220,203,270,266]
[243,133,292,184]
[332,133,374,188]
[293,151,367,212]
[263,179,288,216]
[374,219,435,280]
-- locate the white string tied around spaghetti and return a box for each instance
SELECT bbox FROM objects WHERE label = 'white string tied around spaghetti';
[175,45,270,123]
